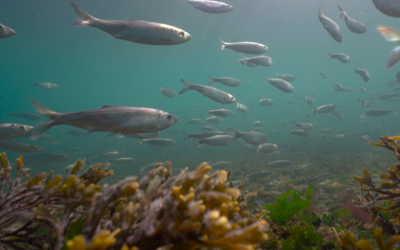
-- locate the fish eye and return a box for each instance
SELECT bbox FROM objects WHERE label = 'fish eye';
[179,31,184,37]
[0,26,3,29]
[167,114,172,121]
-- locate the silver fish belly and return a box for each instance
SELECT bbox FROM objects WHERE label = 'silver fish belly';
[319,4,343,43]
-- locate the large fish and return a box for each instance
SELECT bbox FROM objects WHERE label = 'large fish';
[6,111,41,120]
[219,38,268,54]
[0,23,16,39]
[318,4,343,43]
[376,26,400,69]
[0,141,42,153]
[29,98,177,140]
[184,0,233,14]
[71,2,191,45]
[179,79,236,104]
[337,5,367,34]
[372,0,400,17]
[0,123,34,141]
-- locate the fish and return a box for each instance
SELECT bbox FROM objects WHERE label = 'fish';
[219,38,268,54]
[139,138,176,147]
[108,157,136,164]
[327,53,350,63]
[243,144,259,152]
[98,150,124,158]
[202,125,220,132]
[238,58,257,67]
[318,4,343,43]
[319,73,327,79]
[182,130,228,141]
[6,111,41,120]
[337,5,367,34]
[258,97,274,107]
[330,111,344,120]
[253,121,265,127]
[228,128,268,145]
[0,141,42,153]
[378,93,400,100]
[360,135,370,141]
[372,0,400,17]
[140,162,158,173]
[320,133,329,139]
[184,0,233,14]
[311,105,336,116]
[304,97,315,105]
[266,160,291,168]
[31,81,60,90]
[365,108,396,117]
[207,109,233,117]
[292,163,315,176]
[205,116,223,124]
[29,98,178,140]
[119,131,160,139]
[292,121,314,131]
[277,73,296,82]
[319,128,334,134]
[332,83,346,92]
[241,55,272,67]
[0,23,16,39]
[210,161,232,168]
[159,84,177,98]
[266,78,294,93]
[289,130,311,137]
[71,2,191,45]
[184,118,202,125]
[257,143,279,153]
[193,135,236,147]
[179,79,236,104]
[0,123,34,141]
[332,134,350,141]
[358,87,367,92]
[208,76,242,87]
[354,66,370,82]
[246,171,271,179]
[62,129,89,136]
[236,102,249,113]
[307,172,332,184]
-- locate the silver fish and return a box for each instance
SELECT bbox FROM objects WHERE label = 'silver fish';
[332,83,346,92]
[0,123,34,141]
[293,163,315,176]
[99,150,124,158]
[108,157,136,164]
[253,121,265,127]
[159,84,177,98]
[327,53,350,63]
[236,102,249,113]
[266,160,291,168]
[205,116,223,124]
[377,26,400,69]
[289,129,311,137]
[30,98,177,140]
[257,143,278,153]
[330,111,344,120]
[372,0,400,17]
[277,72,296,82]
[267,151,280,157]
[242,55,272,67]
[185,0,233,14]
[0,141,42,153]
[319,128,334,134]
[243,144,259,152]
[6,111,41,120]
[307,172,332,184]
[304,97,315,105]
[337,5,367,34]
[318,4,343,43]
[246,171,270,179]
[311,105,336,116]
[185,118,202,125]
[378,92,400,100]
[258,97,274,106]
[0,23,16,39]
[360,135,370,141]
[139,138,176,147]
[238,58,257,67]
[292,121,314,131]
[119,131,160,139]
[31,81,60,90]
[179,79,236,104]
[365,108,396,117]
[210,161,232,168]
[62,129,89,136]
[207,109,233,117]
[208,76,241,87]
[332,134,350,141]
[219,38,268,54]
[202,125,220,132]
[183,131,227,142]
[194,135,236,147]
[71,2,191,45]
[355,67,370,82]
[358,87,367,92]
[266,78,294,93]
[228,128,268,145]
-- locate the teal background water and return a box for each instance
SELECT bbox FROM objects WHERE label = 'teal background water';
[1,0,400,179]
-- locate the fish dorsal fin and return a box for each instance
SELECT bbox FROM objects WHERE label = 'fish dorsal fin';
[100,105,128,109]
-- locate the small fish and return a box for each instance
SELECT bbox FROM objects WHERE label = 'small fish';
[184,118,202,125]
[319,128,334,134]
[266,160,292,168]
[327,53,350,63]
[307,172,332,184]
[31,81,60,90]
[236,102,249,113]
[241,55,272,67]
[289,129,311,137]
[0,123,34,141]
[207,109,233,117]
[6,111,41,120]
[243,144,259,152]
[330,111,344,120]
[292,121,314,131]
[378,92,400,100]
[277,73,296,82]
[193,135,236,147]
[266,78,294,93]
[360,135,370,141]
[62,129,89,136]
[184,0,233,14]
[337,5,367,34]
[246,171,271,179]
[205,116,223,124]
[311,105,336,116]
[304,97,315,105]
[0,141,42,153]
[257,143,278,153]
[71,2,191,45]
[358,87,367,92]
[238,58,257,67]
[228,128,268,145]
[119,131,160,139]
[159,84,177,98]
[355,66,370,82]
[202,125,220,132]
[140,162,159,173]
[179,79,236,104]
[210,161,232,168]
[0,23,16,39]
[293,163,315,176]
[253,121,265,127]
[372,0,400,17]
[332,134,350,141]
[365,108,396,117]
[99,150,124,158]
[208,76,241,87]
[108,157,136,164]
[332,83,346,92]
[219,38,268,54]
[319,73,327,79]
[318,4,343,43]
[258,97,274,107]
[267,151,280,157]
[139,138,176,147]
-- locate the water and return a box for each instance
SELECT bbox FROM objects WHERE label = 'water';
[1,0,399,186]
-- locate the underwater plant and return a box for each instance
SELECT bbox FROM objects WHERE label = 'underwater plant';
[0,152,268,250]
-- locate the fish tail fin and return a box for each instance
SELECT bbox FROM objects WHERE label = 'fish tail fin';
[339,13,345,19]
[71,2,95,27]
[377,25,400,43]
[291,121,298,129]
[208,76,214,85]
[337,5,344,12]
[311,107,317,116]
[193,138,200,148]
[179,79,191,94]
[227,127,238,137]
[182,131,189,142]
[219,37,225,50]
[266,77,270,83]
[393,107,397,115]
[30,98,57,117]
[31,121,54,140]
[206,108,211,116]
[327,52,332,62]
[31,80,37,87]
